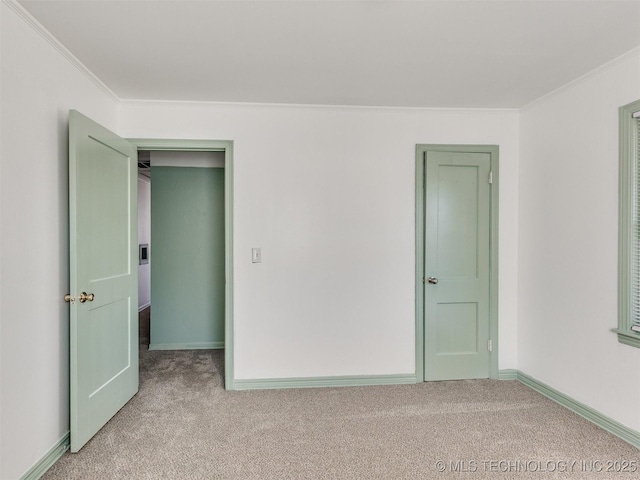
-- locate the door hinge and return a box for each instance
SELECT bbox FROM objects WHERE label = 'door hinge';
[488,339,493,352]
[488,171,493,184]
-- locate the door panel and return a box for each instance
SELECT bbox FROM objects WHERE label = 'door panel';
[436,165,479,278]
[83,148,130,277]
[436,302,478,354]
[424,150,491,381]
[69,110,138,452]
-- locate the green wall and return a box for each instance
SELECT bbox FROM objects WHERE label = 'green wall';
[150,166,225,349]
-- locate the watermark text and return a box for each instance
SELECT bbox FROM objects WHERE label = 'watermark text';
[434,459,637,474]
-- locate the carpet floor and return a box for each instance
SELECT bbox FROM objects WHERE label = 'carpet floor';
[43,347,639,479]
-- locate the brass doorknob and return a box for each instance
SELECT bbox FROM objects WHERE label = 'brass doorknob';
[64,294,75,303]
[78,292,95,303]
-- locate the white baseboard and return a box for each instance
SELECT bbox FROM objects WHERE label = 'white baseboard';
[138,302,151,312]
[149,341,224,350]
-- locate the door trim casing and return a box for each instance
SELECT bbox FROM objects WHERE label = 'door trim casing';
[127,138,235,390]
[415,144,499,382]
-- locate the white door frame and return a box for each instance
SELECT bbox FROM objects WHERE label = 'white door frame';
[415,144,499,382]
[128,138,235,390]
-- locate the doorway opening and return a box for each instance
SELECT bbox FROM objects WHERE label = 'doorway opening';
[137,157,151,346]
[131,139,235,390]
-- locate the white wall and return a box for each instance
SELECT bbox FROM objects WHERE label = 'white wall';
[120,102,520,380]
[0,2,4,475]
[519,48,640,430]
[0,3,119,479]
[137,174,151,310]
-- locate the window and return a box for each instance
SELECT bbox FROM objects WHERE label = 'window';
[617,99,640,348]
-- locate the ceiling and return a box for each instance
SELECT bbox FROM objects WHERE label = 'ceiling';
[17,0,640,108]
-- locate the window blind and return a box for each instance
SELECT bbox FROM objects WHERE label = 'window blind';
[632,114,640,333]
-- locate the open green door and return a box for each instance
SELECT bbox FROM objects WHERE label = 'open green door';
[68,110,138,452]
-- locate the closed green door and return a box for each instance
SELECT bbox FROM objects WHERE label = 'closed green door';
[424,150,491,380]
[68,110,138,451]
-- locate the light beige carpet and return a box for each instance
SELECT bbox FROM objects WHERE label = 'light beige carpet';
[43,347,639,479]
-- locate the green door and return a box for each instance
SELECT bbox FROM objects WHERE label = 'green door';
[424,150,491,380]
[68,110,138,452]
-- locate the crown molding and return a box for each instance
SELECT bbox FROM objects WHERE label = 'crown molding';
[3,0,120,102]
[522,45,640,111]
[119,97,520,114]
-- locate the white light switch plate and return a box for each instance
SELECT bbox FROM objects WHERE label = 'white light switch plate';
[252,248,262,263]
